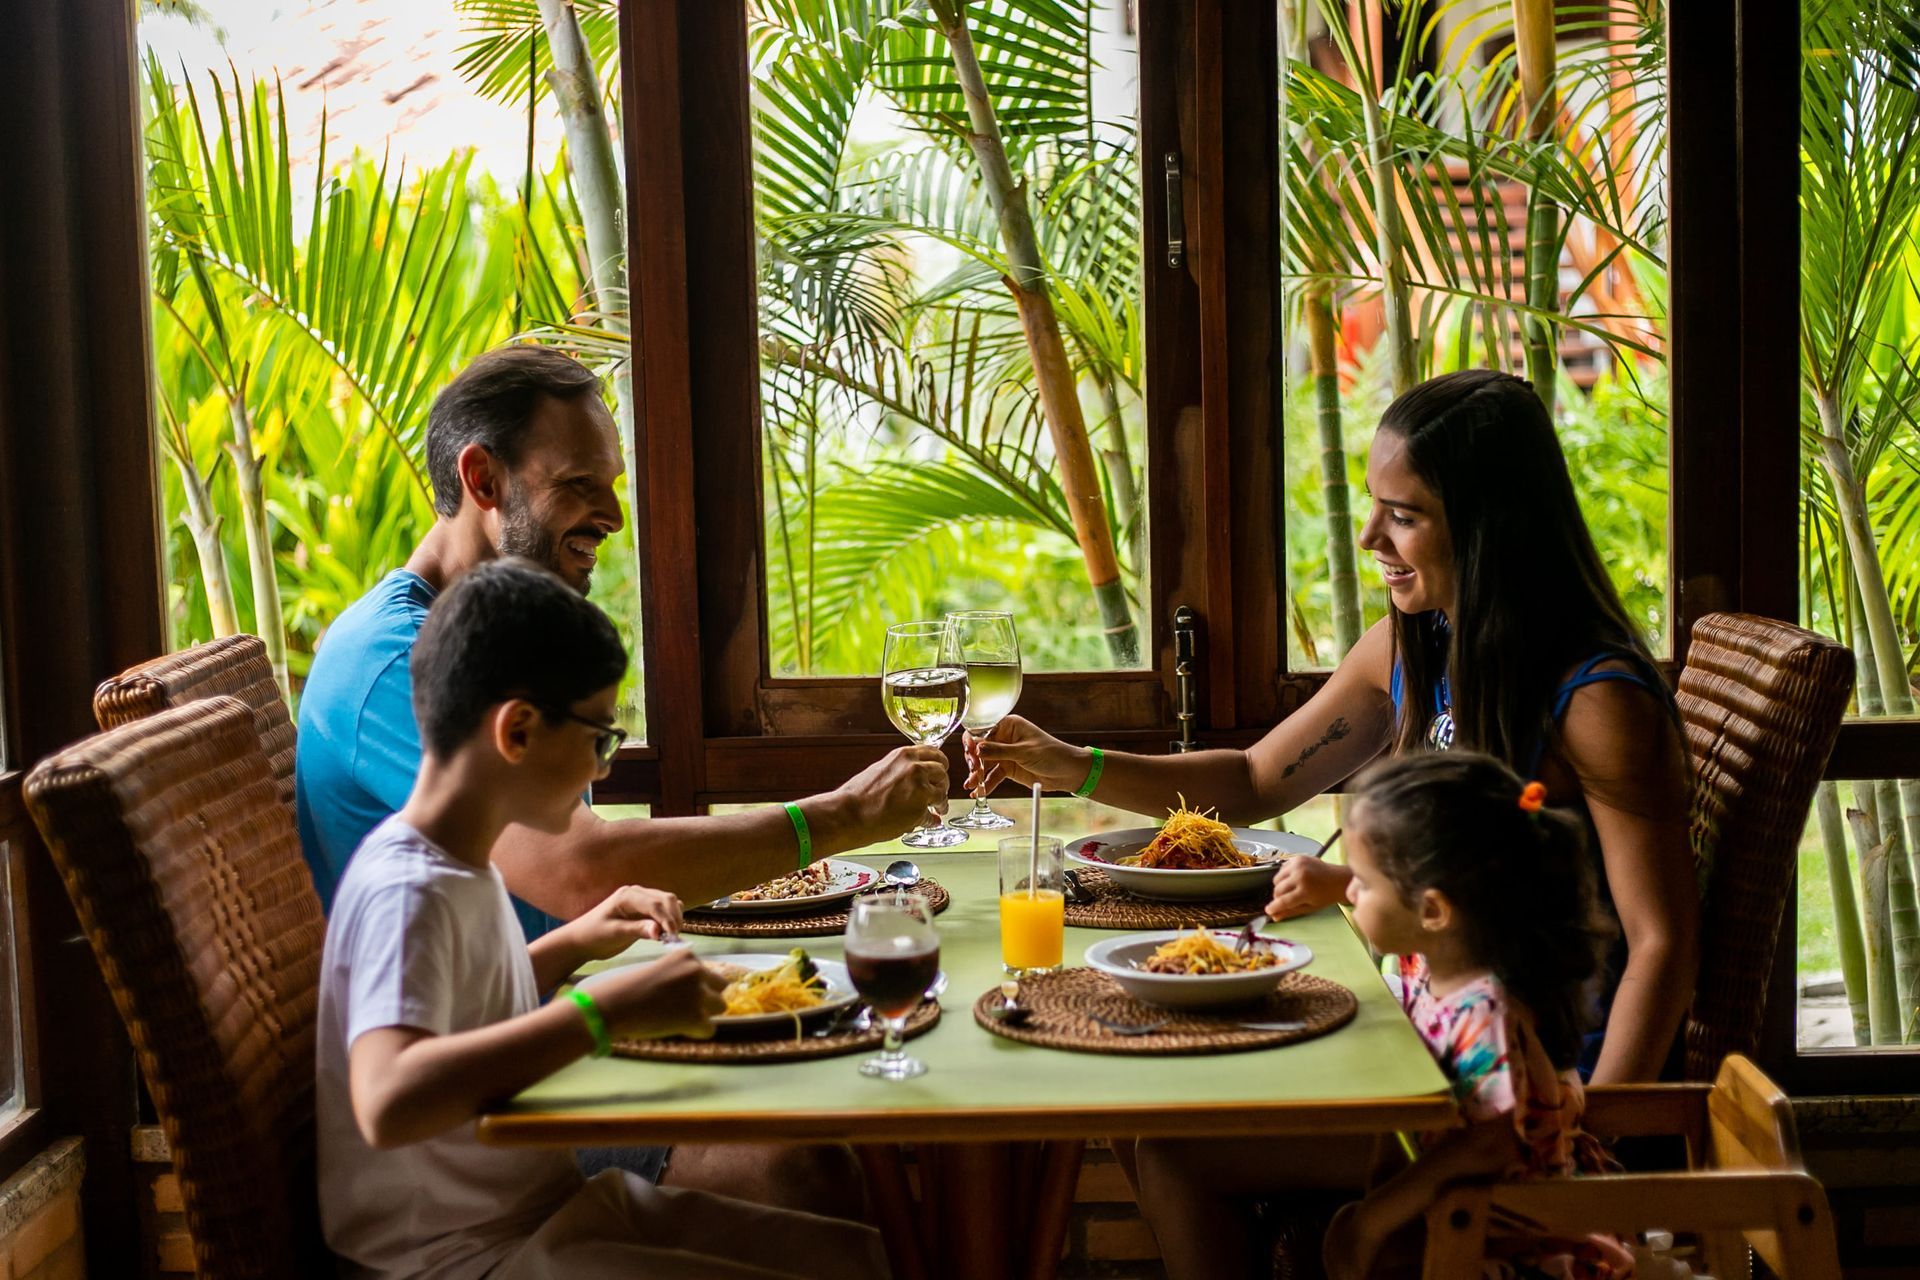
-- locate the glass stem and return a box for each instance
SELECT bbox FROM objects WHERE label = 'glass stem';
[882,1016,906,1060]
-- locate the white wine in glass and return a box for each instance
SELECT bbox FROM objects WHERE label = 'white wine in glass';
[947,610,1022,829]
[881,621,968,848]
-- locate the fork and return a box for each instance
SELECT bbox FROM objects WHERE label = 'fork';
[1090,1013,1170,1036]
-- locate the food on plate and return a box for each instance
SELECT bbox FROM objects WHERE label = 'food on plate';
[1141,928,1278,975]
[1117,800,1255,870]
[717,949,829,1016]
[731,861,837,902]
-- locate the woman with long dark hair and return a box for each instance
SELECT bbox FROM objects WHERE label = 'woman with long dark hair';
[965,369,1697,1083]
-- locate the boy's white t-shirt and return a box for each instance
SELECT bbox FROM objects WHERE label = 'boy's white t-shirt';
[317,815,584,1280]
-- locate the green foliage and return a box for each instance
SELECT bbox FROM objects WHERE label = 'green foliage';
[146,59,647,722]
[751,0,1145,675]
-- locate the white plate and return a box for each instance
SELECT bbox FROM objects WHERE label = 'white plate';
[578,953,859,1030]
[1084,930,1313,1010]
[701,858,879,914]
[1066,827,1321,901]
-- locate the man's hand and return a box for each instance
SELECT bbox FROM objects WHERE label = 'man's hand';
[826,745,950,848]
[1321,1202,1381,1280]
[567,884,685,960]
[589,948,727,1042]
[1266,856,1353,920]
[962,715,1086,795]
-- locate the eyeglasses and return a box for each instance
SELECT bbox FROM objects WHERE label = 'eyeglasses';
[556,710,628,766]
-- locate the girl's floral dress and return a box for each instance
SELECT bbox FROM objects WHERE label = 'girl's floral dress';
[1399,954,1636,1280]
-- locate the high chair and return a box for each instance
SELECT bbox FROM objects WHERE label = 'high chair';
[1420,1055,1839,1279]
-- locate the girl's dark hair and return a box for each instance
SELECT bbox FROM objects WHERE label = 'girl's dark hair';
[410,558,628,759]
[1380,370,1665,767]
[1350,751,1613,1067]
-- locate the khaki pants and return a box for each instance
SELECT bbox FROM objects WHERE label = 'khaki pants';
[489,1170,890,1280]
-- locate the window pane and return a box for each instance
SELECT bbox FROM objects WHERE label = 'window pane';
[1797,779,1920,1053]
[1793,6,1920,1058]
[751,1,1149,675]
[140,0,647,733]
[1280,8,1669,668]
[0,839,21,1123]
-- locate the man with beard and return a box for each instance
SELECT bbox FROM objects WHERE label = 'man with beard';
[295,344,950,939]
[298,345,942,1214]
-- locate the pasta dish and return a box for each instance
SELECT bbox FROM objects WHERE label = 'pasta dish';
[1118,800,1254,870]
[715,949,830,1016]
[1142,929,1278,975]
[731,862,837,902]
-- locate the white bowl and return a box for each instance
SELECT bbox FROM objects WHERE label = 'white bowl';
[1083,930,1313,1010]
[1066,827,1321,901]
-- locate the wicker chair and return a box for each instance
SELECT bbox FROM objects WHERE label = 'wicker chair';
[1422,1056,1840,1278]
[92,634,296,811]
[1678,613,1854,1081]
[23,696,330,1279]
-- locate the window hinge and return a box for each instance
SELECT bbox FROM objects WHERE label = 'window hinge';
[1163,151,1185,269]
[1172,604,1199,752]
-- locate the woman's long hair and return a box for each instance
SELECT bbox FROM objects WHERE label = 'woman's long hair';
[1352,752,1613,1067]
[1381,370,1664,767]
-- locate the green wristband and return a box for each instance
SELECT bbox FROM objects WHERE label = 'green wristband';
[567,987,612,1059]
[1073,746,1105,798]
[784,801,813,868]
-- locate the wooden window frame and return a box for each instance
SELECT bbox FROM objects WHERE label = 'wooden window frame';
[602,0,1300,810]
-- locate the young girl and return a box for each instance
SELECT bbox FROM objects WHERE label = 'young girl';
[1323,750,1633,1279]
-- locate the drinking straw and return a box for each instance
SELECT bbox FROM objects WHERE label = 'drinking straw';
[1029,782,1042,898]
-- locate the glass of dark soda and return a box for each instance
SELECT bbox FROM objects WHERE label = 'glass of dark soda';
[844,892,940,1079]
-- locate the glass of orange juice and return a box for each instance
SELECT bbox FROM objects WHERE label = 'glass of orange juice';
[998,835,1065,974]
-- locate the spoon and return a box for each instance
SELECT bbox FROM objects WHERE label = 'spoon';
[882,858,922,889]
[990,979,1033,1026]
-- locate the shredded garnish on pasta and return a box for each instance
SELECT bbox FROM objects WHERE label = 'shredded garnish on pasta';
[1142,929,1278,975]
[732,862,837,902]
[718,949,829,1016]
[1118,798,1253,870]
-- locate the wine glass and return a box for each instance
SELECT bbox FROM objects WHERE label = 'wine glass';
[946,610,1022,829]
[881,620,968,849]
[844,892,941,1080]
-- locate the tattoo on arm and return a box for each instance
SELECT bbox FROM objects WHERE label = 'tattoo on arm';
[1282,717,1352,779]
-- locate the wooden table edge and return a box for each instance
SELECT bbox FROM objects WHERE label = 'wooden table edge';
[475,1092,1460,1147]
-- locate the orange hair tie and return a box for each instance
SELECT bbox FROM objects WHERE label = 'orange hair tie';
[1518,781,1548,813]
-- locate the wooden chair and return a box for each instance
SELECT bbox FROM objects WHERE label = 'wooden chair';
[1677,613,1854,1080]
[23,696,331,1279]
[1422,1056,1840,1279]
[93,634,296,811]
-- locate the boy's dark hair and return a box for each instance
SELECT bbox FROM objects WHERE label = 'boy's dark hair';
[410,559,628,759]
[426,345,603,516]
[1348,750,1614,1068]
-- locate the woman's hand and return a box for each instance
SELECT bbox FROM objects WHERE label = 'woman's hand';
[1266,856,1353,920]
[963,715,1089,795]
[591,948,727,1042]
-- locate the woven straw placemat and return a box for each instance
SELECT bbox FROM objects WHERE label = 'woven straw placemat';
[1063,867,1270,930]
[614,999,941,1064]
[680,880,952,939]
[971,967,1355,1056]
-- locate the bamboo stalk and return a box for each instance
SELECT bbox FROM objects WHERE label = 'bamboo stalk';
[1512,0,1561,413]
[931,0,1138,666]
[1817,782,1873,1045]
[1819,405,1920,1039]
[536,0,633,453]
[1096,377,1143,574]
[1306,282,1363,657]
[158,401,239,640]
[1850,807,1901,1044]
[222,386,289,698]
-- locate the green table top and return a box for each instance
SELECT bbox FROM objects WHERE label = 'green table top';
[478,834,1454,1147]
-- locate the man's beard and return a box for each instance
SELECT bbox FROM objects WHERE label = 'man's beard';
[499,497,594,596]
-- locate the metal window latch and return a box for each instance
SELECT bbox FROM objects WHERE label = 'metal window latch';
[1164,151,1185,269]
[1172,604,1199,753]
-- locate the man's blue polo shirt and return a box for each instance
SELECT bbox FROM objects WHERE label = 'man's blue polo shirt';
[294,568,557,940]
